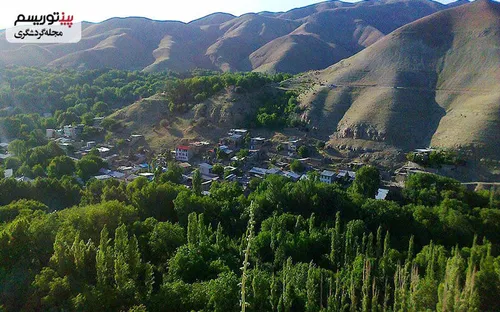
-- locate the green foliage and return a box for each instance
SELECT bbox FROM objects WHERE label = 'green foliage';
[3,157,22,171]
[159,162,184,184]
[0,199,48,223]
[290,159,305,173]
[77,154,106,181]
[349,166,380,199]
[236,149,249,159]
[406,150,465,168]
[101,118,120,132]
[403,172,463,206]
[192,169,202,196]
[47,155,76,178]
[0,148,499,312]
[297,145,309,158]
[255,90,300,129]
[316,140,325,150]
[211,164,224,177]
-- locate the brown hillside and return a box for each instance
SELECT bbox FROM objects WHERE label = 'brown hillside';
[291,0,500,161]
[0,0,464,73]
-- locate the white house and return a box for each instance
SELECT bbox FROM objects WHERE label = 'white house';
[175,146,191,162]
[320,170,336,184]
[199,163,213,175]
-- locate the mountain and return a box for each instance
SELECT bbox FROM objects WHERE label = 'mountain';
[0,0,467,73]
[289,0,500,162]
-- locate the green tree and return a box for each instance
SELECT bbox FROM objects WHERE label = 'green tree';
[7,139,27,158]
[290,160,304,173]
[4,157,22,171]
[192,169,202,196]
[297,146,309,158]
[92,101,109,116]
[16,164,32,177]
[32,164,46,177]
[47,156,76,178]
[81,112,95,126]
[211,164,224,177]
[349,166,380,199]
[96,226,114,290]
[159,162,183,184]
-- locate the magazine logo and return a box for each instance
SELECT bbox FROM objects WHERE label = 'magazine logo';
[6,12,81,43]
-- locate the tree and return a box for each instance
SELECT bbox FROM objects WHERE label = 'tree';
[349,166,380,199]
[8,139,27,158]
[211,164,224,177]
[297,146,309,158]
[101,118,120,132]
[290,160,304,173]
[81,112,95,126]
[316,141,325,150]
[32,164,46,177]
[92,101,109,116]
[192,169,202,195]
[77,157,100,180]
[16,164,32,177]
[236,149,249,159]
[47,156,76,178]
[4,157,22,171]
[160,162,183,184]
[96,226,114,290]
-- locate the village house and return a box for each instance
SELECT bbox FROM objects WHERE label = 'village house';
[4,168,13,178]
[178,162,192,173]
[175,145,191,162]
[46,129,56,139]
[413,148,435,161]
[199,163,213,175]
[376,188,390,200]
[187,141,211,158]
[228,129,248,137]
[97,147,111,158]
[249,167,268,177]
[320,170,336,184]
[218,145,234,157]
[287,139,302,152]
[63,124,84,139]
[0,153,12,165]
[128,134,144,146]
[250,137,266,150]
[283,171,301,182]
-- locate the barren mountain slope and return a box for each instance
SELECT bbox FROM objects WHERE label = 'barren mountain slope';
[290,0,500,159]
[0,0,463,73]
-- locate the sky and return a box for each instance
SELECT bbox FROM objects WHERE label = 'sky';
[0,0,469,29]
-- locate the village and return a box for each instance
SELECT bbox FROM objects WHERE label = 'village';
[1,118,471,200]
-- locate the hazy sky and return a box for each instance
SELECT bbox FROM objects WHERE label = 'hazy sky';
[1,0,470,29]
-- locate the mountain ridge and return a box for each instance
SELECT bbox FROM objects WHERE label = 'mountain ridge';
[288,0,499,164]
[0,0,471,73]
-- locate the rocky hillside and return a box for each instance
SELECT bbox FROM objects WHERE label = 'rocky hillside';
[288,0,499,162]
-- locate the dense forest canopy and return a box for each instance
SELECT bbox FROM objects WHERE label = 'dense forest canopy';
[0,167,499,311]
